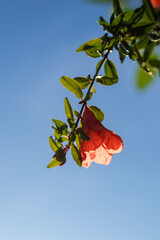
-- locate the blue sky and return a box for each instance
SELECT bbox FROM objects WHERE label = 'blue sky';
[0,0,160,240]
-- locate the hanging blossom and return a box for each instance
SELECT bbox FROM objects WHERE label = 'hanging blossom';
[150,0,160,8]
[80,106,124,168]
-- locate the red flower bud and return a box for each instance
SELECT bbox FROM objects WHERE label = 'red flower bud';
[80,106,124,168]
[150,0,160,8]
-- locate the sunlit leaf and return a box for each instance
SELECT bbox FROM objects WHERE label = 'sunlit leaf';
[76,128,90,140]
[89,105,104,122]
[113,0,123,16]
[49,136,60,152]
[76,38,102,52]
[136,67,155,89]
[104,59,118,81]
[71,145,82,167]
[128,5,145,25]
[74,77,90,89]
[96,75,118,85]
[64,97,74,121]
[60,76,83,99]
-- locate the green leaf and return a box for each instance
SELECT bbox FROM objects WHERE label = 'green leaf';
[136,67,155,89]
[47,157,63,168]
[96,75,118,85]
[142,0,157,22]
[57,137,68,143]
[47,147,66,168]
[118,47,126,63]
[89,105,104,122]
[84,47,102,58]
[53,128,61,140]
[91,85,96,93]
[73,110,81,118]
[76,133,81,151]
[104,59,118,81]
[84,92,93,101]
[71,145,82,167]
[130,22,157,37]
[60,76,83,99]
[111,12,126,29]
[120,41,138,60]
[149,59,160,69]
[52,119,67,129]
[76,37,104,58]
[68,131,76,144]
[98,17,112,33]
[128,5,145,26]
[49,136,60,152]
[113,0,123,16]
[52,119,68,136]
[143,41,155,61]
[67,118,75,130]
[149,58,160,75]
[76,128,90,140]
[96,59,103,72]
[64,97,74,121]
[137,36,149,49]
[74,77,90,89]
[76,38,102,52]
[105,38,115,49]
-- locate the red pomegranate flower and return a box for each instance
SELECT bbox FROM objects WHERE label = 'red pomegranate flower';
[150,0,160,8]
[80,106,124,168]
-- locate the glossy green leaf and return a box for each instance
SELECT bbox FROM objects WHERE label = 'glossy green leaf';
[52,119,67,129]
[84,92,93,101]
[57,137,68,143]
[96,60,103,71]
[64,97,74,121]
[113,0,123,16]
[71,145,82,167]
[76,134,81,151]
[47,147,66,168]
[67,118,75,130]
[53,128,61,140]
[76,128,90,140]
[104,59,118,81]
[73,110,81,118]
[128,5,145,25]
[143,41,155,61]
[130,22,156,37]
[52,119,68,136]
[76,38,102,52]
[47,157,63,168]
[120,41,138,60]
[60,76,83,99]
[89,105,104,122]
[111,12,126,29]
[49,136,60,152]
[104,38,115,49]
[91,85,96,93]
[137,67,155,89]
[96,75,118,85]
[137,36,149,49]
[118,47,126,63]
[149,59,160,69]
[98,17,112,33]
[74,77,90,89]
[85,46,102,58]
[68,131,76,144]
[142,0,156,22]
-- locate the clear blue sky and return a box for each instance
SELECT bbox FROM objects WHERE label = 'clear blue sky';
[0,0,160,240]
